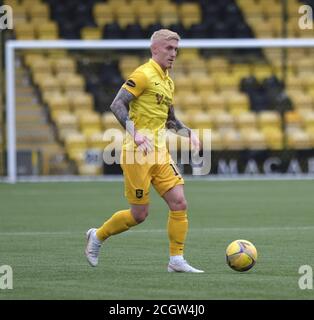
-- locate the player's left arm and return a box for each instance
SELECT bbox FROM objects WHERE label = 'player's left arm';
[166,105,201,150]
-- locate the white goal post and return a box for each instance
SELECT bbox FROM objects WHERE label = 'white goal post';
[5,38,314,183]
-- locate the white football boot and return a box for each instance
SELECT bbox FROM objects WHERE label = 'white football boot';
[168,257,204,273]
[85,228,102,267]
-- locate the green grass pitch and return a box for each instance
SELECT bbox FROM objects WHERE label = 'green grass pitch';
[0,180,313,300]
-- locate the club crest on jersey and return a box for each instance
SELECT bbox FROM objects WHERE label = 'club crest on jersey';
[135,189,144,199]
[126,79,136,87]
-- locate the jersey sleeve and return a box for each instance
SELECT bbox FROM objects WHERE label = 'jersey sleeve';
[122,70,148,97]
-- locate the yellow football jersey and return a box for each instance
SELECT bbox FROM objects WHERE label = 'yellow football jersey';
[122,58,175,149]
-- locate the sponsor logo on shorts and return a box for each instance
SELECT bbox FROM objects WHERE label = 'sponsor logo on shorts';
[126,79,136,87]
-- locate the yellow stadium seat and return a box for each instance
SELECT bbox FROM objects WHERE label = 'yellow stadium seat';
[258,111,282,130]
[107,0,128,11]
[15,23,35,39]
[225,92,250,112]
[54,112,78,141]
[62,74,85,94]
[28,3,50,21]
[137,5,158,28]
[215,74,240,92]
[159,3,179,26]
[203,94,226,112]
[306,127,314,147]
[284,110,302,129]
[93,3,114,27]
[69,92,94,111]
[47,95,70,112]
[300,111,314,130]
[178,94,203,112]
[30,59,52,74]
[189,112,213,129]
[286,128,311,149]
[88,132,110,150]
[302,77,314,93]
[81,27,102,40]
[65,132,88,161]
[36,21,59,40]
[207,57,230,73]
[289,91,313,110]
[285,76,303,92]
[12,5,28,24]
[214,112,234,130]
[194,77,216,93]
[261,127,283,150]
[220,128,244,150]
[240,128,267,150]
[175,76,191,92]
[234,112,257,130]
[38,75,61,92]
[179,3,201,28]
[116,5,136,28]
[78,164,103,176]
[102,112,122,130]
[53,57,76,74]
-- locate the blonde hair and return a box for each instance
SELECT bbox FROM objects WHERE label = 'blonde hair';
[150,29,180,44]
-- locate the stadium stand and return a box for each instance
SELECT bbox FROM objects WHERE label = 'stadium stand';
[2,0,314,176]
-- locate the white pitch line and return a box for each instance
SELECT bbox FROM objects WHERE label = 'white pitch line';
[0,226,313,236]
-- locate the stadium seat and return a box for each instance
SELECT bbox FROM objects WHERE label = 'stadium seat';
[78,112,102,137]
[179,3,201,29]
[240,128,267,150]
[137,5,158,29]
[15,23,36,39]
[220,128,244,150]
[51,57,76,74]
[69,92,94,111]
[214,112,235,130]
[93,3,114,27]
[286,128,311,149]
[116,6,136,28]
[159,3,179,27]
[28,3,50,21]
[225,92,250,112]
[234,112,257,130]
[81,27,102,40]
[203,93,226,112]
[189,112,213,129]
[64,132,88,161]
[261,127,283,150]
[102,112,122,130]
[258,111,281,130]
[62,74,85,94]
[46,94,71,112]
[36,21,59,40]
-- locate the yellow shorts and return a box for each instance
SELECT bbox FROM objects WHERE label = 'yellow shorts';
[120,148,184,205]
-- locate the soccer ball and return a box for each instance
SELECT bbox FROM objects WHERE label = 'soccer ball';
[226,239,257,272]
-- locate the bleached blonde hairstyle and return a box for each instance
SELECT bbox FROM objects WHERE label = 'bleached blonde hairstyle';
[150,29,180,44]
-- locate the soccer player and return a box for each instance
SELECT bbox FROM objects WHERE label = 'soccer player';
[85,29,204,273]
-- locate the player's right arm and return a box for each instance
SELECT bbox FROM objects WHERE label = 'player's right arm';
[110,86,153,153]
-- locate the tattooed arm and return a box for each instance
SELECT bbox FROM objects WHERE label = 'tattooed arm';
[110,87,153,153]
[110,87,134,133]
[166,105,201,150]
[166,105,191,137]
